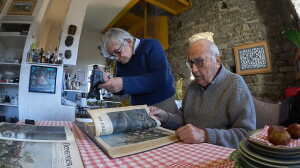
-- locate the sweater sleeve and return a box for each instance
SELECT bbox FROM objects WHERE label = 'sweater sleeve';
[161,87,189,130]
[205,76,256,149]
[162,107,184,130]
[122,40,171,95]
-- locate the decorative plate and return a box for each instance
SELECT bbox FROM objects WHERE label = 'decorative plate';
[249,141,300,158]
[228,149,246,168]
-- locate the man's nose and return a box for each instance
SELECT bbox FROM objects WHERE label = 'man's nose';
[191,63,198,72]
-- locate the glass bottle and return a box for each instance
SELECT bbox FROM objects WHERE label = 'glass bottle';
[4,92,10,103]
[66,73,71,90]
[27,49,32,63]
[54,47,58,64]
[0,89,4,103]
[46,46,51,63]
[33,47,39,63]
[39,48,45,63]
[15,94,18,105]
[27,43,36,63]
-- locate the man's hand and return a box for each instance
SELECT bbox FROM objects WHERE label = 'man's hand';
[148,106,169,123]
[99,77,123,93]
[176,124,208,144]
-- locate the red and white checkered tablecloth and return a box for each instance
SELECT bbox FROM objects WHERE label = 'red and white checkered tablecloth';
[18,120,235,168]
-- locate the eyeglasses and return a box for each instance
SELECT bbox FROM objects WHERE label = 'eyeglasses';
[107,41,125,60]
[185,57,212,68]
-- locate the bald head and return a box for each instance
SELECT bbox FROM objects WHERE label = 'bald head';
[189,39,219,58]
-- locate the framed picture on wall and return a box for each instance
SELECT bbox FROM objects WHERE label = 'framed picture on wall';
[0,0,8,14]
[234,41,272,75]
[29,65,57,94]
[7,0,36,15]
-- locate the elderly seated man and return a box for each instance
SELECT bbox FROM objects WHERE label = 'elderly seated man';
[150,39,256,149]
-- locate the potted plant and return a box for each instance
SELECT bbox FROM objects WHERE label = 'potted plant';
[283,28,300,79]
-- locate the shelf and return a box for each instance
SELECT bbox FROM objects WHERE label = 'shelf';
[0,33,27,48]
[0,63,21,73]
[64,90,83,93]
[27,62,63,67]
[0,103,18,107]
[1,15,34,24]
[0,62,21,66]
[0,82,19,86]
[0,32,27,36]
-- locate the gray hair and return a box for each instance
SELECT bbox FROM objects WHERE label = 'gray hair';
[190,39,220,59]
[208,41,219,58]
[100,28,134,58]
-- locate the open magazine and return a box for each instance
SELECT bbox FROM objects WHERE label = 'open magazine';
[0,123,84,168]
[76,105,178,158]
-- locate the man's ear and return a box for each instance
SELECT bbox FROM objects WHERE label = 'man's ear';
[216,55,221,65]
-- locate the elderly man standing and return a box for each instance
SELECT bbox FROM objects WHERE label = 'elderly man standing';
[99,28,177,114]
[150,39,256,149]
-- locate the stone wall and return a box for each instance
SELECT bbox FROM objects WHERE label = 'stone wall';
[167,0,300,100]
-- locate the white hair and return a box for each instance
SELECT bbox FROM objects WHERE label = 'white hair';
[188,32,214,46]
[100,28,134,58]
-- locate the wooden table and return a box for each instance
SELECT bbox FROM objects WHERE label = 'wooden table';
[18,120,235,168]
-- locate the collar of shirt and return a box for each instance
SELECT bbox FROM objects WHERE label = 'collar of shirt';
[133,38,140,54]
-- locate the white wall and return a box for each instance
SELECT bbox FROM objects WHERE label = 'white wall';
[291,0,300,18]
[38,21,50,49]
[58,0,87,65]
[69,30,106,93]
[45,24,60,50]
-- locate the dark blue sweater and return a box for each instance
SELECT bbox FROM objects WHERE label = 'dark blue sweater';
[116,39,175,105]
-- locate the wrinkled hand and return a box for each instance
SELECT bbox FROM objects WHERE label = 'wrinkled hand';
[148,106,169,123]
[176,124,207,144]
[99,77,123,93]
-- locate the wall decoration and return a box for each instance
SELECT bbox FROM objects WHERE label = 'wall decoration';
[234,41,272,75]
[65,50,71,59]
[0,0,7,14]
[29,65,57,94]
[7,0,36,15]
[65,36,74,46]
[68,25,77,35]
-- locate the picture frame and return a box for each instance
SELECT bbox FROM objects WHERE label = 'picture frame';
[7,0,36,15]
[0,0,7,14]
[234,41,272,75]
[29,65,57,94]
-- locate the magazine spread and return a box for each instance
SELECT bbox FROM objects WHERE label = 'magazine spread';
[82,105,179,158]
[0,123,84,168]
[0,123,75,142]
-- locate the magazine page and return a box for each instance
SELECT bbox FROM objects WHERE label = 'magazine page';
[0,139,83,168]
[88,105,161,136]
[0,123,75,142]
[93,127,178,158]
